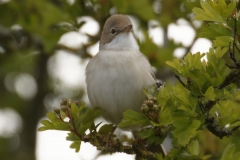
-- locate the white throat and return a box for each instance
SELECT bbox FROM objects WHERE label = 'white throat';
[100,32,139,51]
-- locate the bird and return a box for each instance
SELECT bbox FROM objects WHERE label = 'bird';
[85,14,156,126]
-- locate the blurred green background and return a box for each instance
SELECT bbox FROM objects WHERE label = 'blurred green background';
[0,0,239,160]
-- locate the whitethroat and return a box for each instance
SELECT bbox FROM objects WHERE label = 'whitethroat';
[86,14,156,126]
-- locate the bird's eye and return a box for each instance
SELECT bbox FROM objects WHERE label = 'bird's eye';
[110,28,116,34]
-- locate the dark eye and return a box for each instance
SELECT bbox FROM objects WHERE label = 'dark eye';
[110,28,116,34]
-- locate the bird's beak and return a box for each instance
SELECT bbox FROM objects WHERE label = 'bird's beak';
[122,25,132,33]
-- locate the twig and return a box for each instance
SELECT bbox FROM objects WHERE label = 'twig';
[175,75,186,87]
[205,114,234,139]
[227,17,240,68]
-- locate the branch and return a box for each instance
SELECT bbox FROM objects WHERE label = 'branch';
[205,114,240,139]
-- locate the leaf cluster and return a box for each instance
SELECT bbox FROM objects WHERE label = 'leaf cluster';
[38,0,240,159]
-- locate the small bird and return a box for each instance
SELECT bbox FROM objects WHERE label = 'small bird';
[86,14,156,125]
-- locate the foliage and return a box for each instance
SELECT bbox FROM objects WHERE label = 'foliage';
[0,0,240,159]
[38,1,240,159]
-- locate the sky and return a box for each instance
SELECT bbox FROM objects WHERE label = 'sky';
[0,15,212,160]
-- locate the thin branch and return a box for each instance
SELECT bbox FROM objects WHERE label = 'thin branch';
[227,17,240,68]
[175,75,187,87]
[205,114,238,139]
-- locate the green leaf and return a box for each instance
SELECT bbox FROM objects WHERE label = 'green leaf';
[204,86,216,101]
[166,58,184,75]
[70,103,82,120]
[118,110,150,128]
[210,100,240,127]
[186,140,199,156]
[138,128,155,139]
[66,132,81,141]
[171,83,191,107]
[215,47,228,58]
[213,36,232,47]
[220,143,240,160]
[70,141,81,152]
[198,23,231,39]
[38,126,48,131]
[47,112,59,122]
[193,1,225,23]
[98,124,115,134]
[172,117,201,146]
[77,123,92,135]
[81,107,103,124]
[159,108,173,126]
[46,112,69,131]
[54,122,69,131]
[184,52,204,70]
[210,0,236,18]
[41,120,55,129]
[138,128,165,145]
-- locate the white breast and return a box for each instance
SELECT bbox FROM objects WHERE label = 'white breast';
[86,49,155,124]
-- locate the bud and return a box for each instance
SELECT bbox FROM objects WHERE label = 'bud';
[143,100,148,105]
[151,97,157,103]
[72,100,79,105]
[54,107,60,114]
[61,98,67,106]
[60,105,67,112]
[141,104,147,111]
[67,99,72,108]
[147,100,154,107]
[153,105,159,111]
[144,105,149,112]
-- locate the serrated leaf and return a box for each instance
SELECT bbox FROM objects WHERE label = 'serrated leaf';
[77,122,92,135]
[60,110,67,120]
[204,86,216,101]
[166,58,184,75]
[138,128,155,139]
[186,140,199,156]
[193,1,225,23]
[215,47,228,58]
[47,112,59,122]
[41,120,55,129]
[66,132,81,141]
[159,108,172,126]
[54,122,69,130]
[171,83,191,107]
[70,141,81,152]
[198,23,231,39]
[98,124,115,134]
[172,118,201,146]
[213,36,232,47]
[46,112,69,131]
[216,0,236,18]
[184,52,204,70]
[38,126,48,131]
[210,100,240,127]
[118,110,150,128]
[138,128,164,145]
[148,135,163,144]
[81,107,103,124]
[70,103,80,120]
[220,143,240,160]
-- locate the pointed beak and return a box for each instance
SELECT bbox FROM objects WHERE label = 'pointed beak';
[122,24,132,33]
